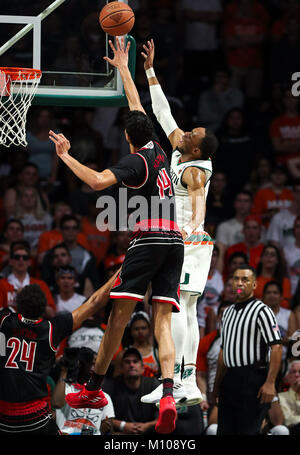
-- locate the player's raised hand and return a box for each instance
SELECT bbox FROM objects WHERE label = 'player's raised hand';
[49,130,71,157]
[141,39,155,70]
[103,37,131,69]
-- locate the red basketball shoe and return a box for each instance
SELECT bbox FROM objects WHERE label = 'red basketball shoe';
[66,385,108,409]
[155,395,177,434]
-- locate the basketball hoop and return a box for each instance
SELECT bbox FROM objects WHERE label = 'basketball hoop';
[0,67,42,147]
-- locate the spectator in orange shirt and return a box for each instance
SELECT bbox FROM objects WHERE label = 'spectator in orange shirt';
[0,219,24,274]
[113,311,160,379]
[37,201,90,265]
[251,164,294,227]
[223,215,264,275]
[0,241,55,317]
[255,244,292,309]
[270,89,300,176]
[223,0,269,101]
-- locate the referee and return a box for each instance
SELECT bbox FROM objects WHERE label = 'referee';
[212,265,282,435]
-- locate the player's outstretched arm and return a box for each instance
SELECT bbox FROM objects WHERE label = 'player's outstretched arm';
[71,268,120,331]
[49,131,117,190]
[104,37,146,114]
[142,39,184,150]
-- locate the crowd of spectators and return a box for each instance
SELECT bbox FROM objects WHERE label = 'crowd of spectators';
[1,0,300,436]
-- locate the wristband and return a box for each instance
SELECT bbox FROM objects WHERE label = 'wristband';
[202,394,207,402]
[183,225,193,237]
[146,67,156,79]
[119,421,126,431]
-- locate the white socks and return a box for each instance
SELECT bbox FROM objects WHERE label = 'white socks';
[171,304,187,381]
[183,294,199,382]
[171,292,199,382]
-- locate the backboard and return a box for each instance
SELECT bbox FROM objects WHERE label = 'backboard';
[0,0,136,107]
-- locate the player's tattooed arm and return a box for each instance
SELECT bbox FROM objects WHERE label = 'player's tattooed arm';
[104,37,146,114]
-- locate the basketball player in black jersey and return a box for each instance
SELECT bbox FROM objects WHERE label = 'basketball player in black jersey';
[49,38,184,434]
[0,273,118,434]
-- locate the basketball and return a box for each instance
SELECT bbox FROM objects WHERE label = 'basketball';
[99,2,135,36]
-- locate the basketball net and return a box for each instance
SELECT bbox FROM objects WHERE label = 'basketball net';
[0,68,42,148]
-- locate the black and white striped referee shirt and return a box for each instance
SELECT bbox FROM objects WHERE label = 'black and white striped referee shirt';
[220,297,282,368]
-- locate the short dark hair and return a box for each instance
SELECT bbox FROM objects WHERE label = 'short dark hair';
[228,251,248,264]
[124,110,154,149]
[20,162,39,173]
[235,190,253,201]
[122,347,143,363]
[4,218,24,233]
[263,280,283,296]
[257,243,285,282]
[128,311,150,329]
[56,265,77,279]
[60,214,80,230]
[10,240,31,258]
[200,129,219,160]
[233,264,257,279]
[16,284,47,319]
[52,242,70,255]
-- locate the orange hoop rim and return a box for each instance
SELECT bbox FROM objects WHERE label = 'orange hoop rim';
[0,67,42,81]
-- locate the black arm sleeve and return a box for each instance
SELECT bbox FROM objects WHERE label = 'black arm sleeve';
[109,153,146,187]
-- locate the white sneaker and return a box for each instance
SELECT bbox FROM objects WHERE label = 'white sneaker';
[141,380,187,406]
[182,380,203,406]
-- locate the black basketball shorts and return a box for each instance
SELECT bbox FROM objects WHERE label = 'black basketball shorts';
[110,231,184,312]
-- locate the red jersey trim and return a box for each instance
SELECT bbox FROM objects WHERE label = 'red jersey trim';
[17,314,43,324]
[133,218,180,232]
[110,292,144,302]
[122,153,149,190]
[0,312,11,328]
[0,399,48,415]
[48,320,57,352]
[151,296,180,311]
